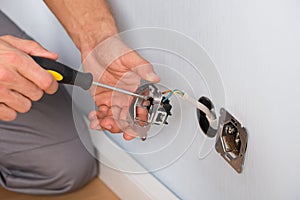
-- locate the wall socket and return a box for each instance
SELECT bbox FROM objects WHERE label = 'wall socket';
[197,97,248,173]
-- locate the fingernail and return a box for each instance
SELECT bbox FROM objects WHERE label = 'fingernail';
[90,124,98,130]
[106,125,112,130]
[146,72,160,82]
[96,125,102,130]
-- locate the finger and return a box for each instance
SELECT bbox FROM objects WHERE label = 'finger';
[1,35,58,60]
[0,67,43,101]
[115,106,131,132]
[123,133,136,141]
[17,54,58,94]
[6,69,43,101]
[133,64,160,83]
[122,51,160,83]
[1,90,32,113]
[110,106,130,132]
[100,117,122,133]
[114,70,141,89]
[88,108,108,121]
[119,107,137,140]
[119,106,130,121]
[88,110,98,120]
[0,103,17,121]
[0,37,59,94]
[96,112,109,120]
[136,107,148,124]
[93,92,112,107]
[89,119,102,130]
[99,105,109,113]
[123,128,137,140]
[108,106,122,120]
[97,105,110,119]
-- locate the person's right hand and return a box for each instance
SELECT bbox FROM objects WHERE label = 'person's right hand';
[0,35,59,121]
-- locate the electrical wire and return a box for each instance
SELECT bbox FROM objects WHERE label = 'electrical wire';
[198,136,216,160]
[162,89,185,102]
[162,89,216,122]
[162,90,172,94]
[161,89,217,160]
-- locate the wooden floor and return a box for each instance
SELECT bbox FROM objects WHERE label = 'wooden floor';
[0,178,119,200]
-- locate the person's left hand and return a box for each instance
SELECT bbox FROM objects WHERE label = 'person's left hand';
[82,36,160,140]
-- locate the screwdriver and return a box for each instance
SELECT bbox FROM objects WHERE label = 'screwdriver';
[31,56,148,100]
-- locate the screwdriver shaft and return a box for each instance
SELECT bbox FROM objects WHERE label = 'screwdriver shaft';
[92,81,148,99]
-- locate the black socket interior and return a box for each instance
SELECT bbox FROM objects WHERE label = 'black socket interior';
[196,96,217,138]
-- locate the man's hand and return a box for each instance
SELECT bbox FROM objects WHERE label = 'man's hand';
[82,37,159,140]
[0,35,58,121]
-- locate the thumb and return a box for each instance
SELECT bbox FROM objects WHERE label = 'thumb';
[122,50,160,83]
[134,63,160,83]
[1,35,58,60]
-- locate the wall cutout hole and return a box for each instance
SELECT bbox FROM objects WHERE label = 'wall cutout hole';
[196,96,218,138]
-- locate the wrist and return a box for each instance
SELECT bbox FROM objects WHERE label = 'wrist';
[78,18,118,59]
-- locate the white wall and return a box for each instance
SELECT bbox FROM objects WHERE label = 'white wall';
[1,1,300,199]
[107,1,300,199]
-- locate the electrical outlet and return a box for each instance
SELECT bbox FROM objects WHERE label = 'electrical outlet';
[196,98,248,173]
[215,108,248,173]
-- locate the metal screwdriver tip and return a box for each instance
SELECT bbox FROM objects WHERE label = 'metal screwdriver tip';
[92,81,148,99]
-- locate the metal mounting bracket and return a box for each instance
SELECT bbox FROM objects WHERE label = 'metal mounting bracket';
[215,108,248,173]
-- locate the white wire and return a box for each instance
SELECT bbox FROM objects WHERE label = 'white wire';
[178,92,218,160]
[167,90,218,160]
[198,136,216,160]
[180,93,216,121]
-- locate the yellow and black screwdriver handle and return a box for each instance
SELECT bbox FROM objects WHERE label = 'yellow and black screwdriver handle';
[31,56,93,90]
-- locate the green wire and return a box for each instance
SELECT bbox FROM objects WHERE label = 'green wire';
[163,89,184,102]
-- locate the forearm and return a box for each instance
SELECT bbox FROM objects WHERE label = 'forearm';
[44,0,118,56]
